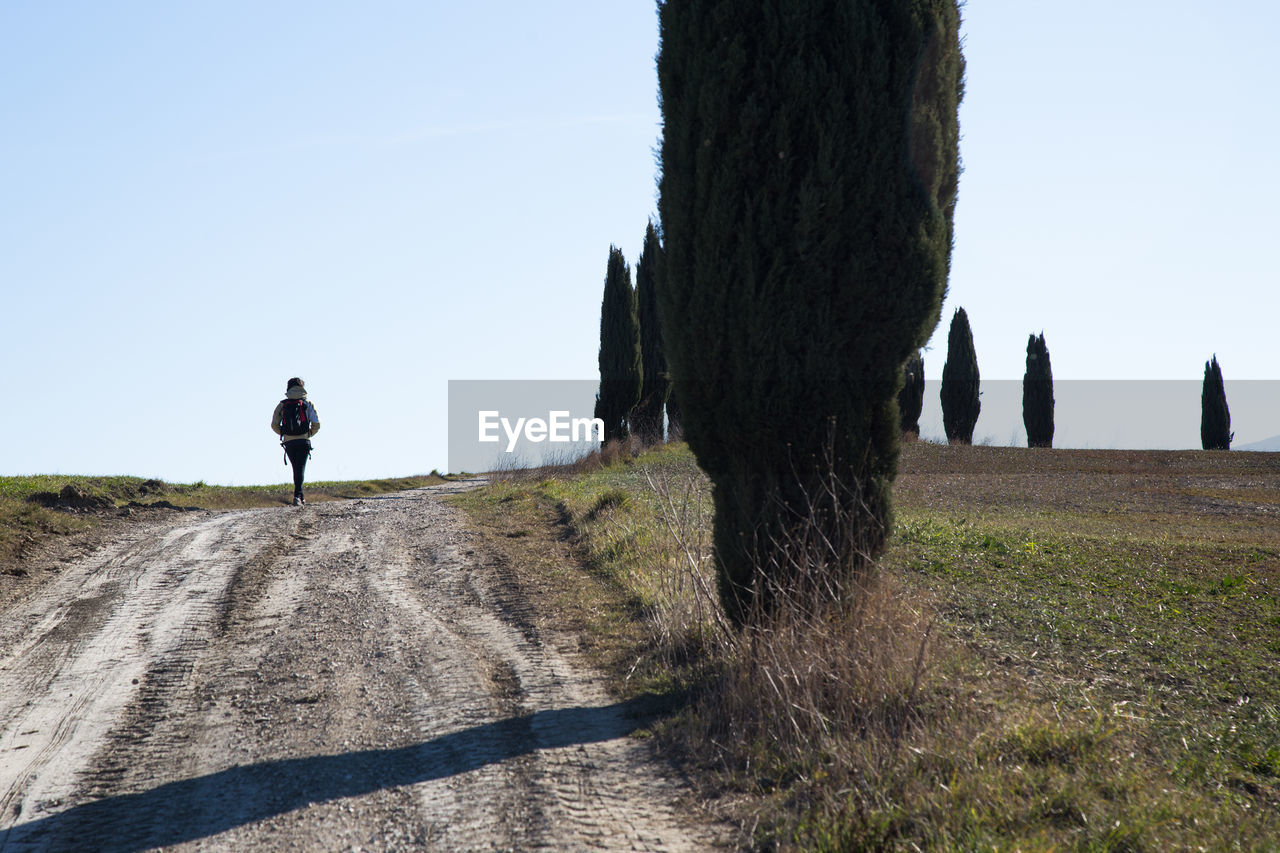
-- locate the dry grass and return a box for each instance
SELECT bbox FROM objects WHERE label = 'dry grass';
[639,454,935,786]
[486,437,653,485]
[681,575,943,848]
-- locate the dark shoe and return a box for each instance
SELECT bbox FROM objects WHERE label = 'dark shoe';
[293,495,304,506]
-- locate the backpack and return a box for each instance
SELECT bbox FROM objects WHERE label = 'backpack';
[281,399,310,437]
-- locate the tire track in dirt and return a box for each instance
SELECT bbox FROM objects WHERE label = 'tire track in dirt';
[0,483,720,851]
[0,511,283,829]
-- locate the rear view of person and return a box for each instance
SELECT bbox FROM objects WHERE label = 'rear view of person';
[271,377,321,505]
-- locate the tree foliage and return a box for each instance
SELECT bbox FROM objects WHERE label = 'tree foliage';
[1200,355,1232,451]
[632,221,669,444]
[940,307,980,444]
[1022,332,1054,448]
[593,246,642,444]
[899,351,925,436]
[657,0,964,625]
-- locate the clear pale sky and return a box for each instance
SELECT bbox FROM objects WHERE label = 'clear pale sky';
[3,2,1277,484]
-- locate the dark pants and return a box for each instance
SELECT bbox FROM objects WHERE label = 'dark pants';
[284,440,311,497]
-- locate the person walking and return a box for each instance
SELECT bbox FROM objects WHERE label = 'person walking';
[271,377,321,505]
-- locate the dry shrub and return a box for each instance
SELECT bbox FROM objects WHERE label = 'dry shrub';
[720,575,932,769]
[683,568,938,847]
[643,459,940,842]
[596,436,642,468]
[642,460,734,664]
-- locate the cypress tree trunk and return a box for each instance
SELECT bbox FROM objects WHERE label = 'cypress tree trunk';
[658,0,964,625]
[899,351,925,436]
[593,246,642,444]
[633,221,669,444]
[1022,332,1054,448]
[940,307,980,444]
[1201,355,1232,450]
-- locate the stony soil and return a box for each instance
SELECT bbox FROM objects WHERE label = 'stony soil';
[0,482,719,851]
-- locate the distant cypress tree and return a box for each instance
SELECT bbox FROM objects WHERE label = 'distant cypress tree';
[899,351,925,436]
[940,307,980,444]
[632,221,669,444]
[658,0,964,624]
[1022,332,1054,448]
[593,246,642,444]
[1200,355,1232,450]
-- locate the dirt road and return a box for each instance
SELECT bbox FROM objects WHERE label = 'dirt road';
[0,483,716,851]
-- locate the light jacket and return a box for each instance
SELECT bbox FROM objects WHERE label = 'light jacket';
[271,386,321,443]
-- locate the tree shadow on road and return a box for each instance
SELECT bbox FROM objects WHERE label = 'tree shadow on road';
[1,695,664,852]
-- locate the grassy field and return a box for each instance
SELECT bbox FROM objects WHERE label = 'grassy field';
[0,472,448,570]
[454,441,1280,850]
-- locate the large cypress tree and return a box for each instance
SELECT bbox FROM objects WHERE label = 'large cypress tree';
[899,351,925,436]
[594,246,642,444]
[657,0,964,625]
[1022,332,1054,448]
[1201,355,1232,450]
[940,307,979,444]
[632,221,669,444]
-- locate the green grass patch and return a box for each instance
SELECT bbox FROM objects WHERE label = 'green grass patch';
[888,508,1280,810]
